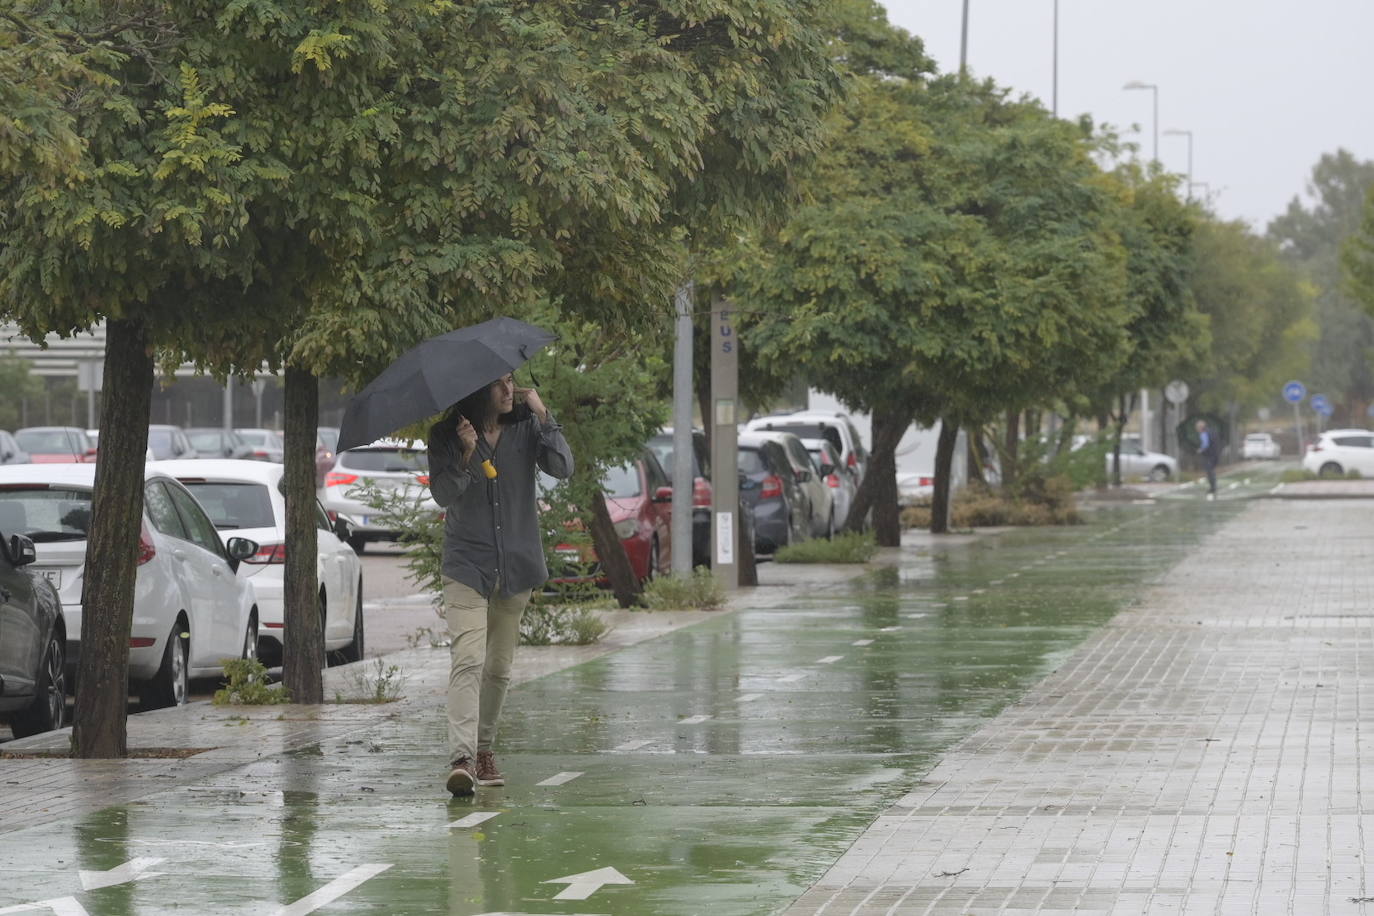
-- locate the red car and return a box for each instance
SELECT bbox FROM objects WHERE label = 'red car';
[15,427,96,463]
[550,450,674,585]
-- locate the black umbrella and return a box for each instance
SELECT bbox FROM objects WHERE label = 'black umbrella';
[336,316,556,452]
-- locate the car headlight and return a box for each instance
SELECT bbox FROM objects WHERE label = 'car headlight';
[613,518,638,539]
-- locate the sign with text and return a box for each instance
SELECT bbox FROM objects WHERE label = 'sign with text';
[710,304,739,589]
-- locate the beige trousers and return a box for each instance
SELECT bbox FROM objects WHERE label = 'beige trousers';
[442,576,532,766]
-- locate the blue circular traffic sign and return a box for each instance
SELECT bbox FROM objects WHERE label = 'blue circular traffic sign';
[1311,393,1331,413]
[1283,380,1306,403]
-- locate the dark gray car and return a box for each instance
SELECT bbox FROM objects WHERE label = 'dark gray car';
[186,427,255,459]
[0,530,66,738]
[737,431,808,554]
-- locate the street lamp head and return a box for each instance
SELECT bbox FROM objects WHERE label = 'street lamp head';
[1123,80,1155,91]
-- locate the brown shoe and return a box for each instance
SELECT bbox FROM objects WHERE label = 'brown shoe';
[446,757,475,796]
[474,750,505,787]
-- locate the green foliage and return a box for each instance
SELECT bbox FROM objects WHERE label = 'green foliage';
[520,602,611,646]
[213,658,290,706]
[0,356,45,431]
[902,480,1081,529]
[774,532,877,564]
[641,569,727,609]
[333,660,407,704]
[356,480,444,597]
[1343,183,1374,319]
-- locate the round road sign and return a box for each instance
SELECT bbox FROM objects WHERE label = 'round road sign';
[1164,379,1190,405]
[1283,380,1306,404]
[1311,393,1331,414]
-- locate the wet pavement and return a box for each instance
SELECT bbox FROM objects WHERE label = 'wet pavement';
[2,463,1365,915]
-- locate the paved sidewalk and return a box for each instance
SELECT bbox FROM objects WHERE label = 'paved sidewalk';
[785,498,1374,915]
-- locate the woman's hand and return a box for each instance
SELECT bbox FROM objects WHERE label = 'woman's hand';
[456,417,477,460]
[515,387,548,422]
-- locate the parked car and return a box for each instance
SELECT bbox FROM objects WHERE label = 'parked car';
[147,424,196,461]
[15,427,96,463]
[235,428,285,462]
[0,464,260,709]
[153,459,364,667]
[803,438,855,530]
[646,428,712,567]
[548,450,674,585]
[1104,439,1177,481]
[749,429,834,539]
[897,471,935,506]
[1302,429,1374,477]
[1240,432,1280,460]
[186,427,255,460]
[745,411,869,485]
[737,431,809,554]
[320,439,438,552]
[0,430,29,465]
[0,530,66,737]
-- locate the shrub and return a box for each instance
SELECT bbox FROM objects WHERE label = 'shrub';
[333,659,407,704]
[520,602,611,645]
[214,658,290,706]
[900,479,1081,530]
[641,569,726,610]
[774,531,877,564]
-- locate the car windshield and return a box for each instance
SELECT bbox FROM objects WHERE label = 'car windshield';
[16,430,83,454]
[738,448,766,474]
[0,487,92,541]
[602,463,641,499]
[338,448,429,473]
[238,430,280,447]
[148,429,175,455]
[178,482,276,529]
[647,436,701,478]
[187,430,223,450]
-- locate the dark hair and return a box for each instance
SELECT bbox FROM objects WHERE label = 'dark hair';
[428,380,531,457]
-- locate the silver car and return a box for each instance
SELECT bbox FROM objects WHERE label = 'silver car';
[749,429,836,539]
[319,440,438,552]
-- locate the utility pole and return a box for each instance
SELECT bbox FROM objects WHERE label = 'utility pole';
[670,283,694,576]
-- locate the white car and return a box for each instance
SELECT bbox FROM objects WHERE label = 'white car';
[1241,432,1280,460]
[745,411,870,485]
[1302,429,1374,477]
[153,459,364,667]
[1106,440,1177,482]
[802,438,855,529]
[897,471,935,506]
[0,464,260,709]
[320,439,438,552]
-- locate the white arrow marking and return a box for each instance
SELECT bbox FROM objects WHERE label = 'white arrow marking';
[79,857,165,891]
[816,655,843,665]
[537,771,584,787]
[613,739,652,752]
[270,863,392,916]
[736,693,763,703]
[678,714,712,725]
[543,866,634,901]
[0,899,89,916]
[446,811,500,830]
[851,639,874,647]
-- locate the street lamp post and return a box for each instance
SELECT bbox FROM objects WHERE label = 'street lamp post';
[960,0,970,77]
[1163,128,1193,198]
[1052,0,1059,115]
[1122,81,1158,162]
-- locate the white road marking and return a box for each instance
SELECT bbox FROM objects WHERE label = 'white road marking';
[678,714,712,725]
[79,857,164,891]
[447,812,501,829]
[614,739,653,752]
[536,771,584,787]
[816,655,843,664]
[970,589,986,595]
[951,596,969,602]
[879,625,902,632]
[777,672,808,683]
[544,866,634,901]
[0,899,90,916]
[270,864,392,916]
[851,639,874,647]
[737,693,763,703]
[990,579,1004,585]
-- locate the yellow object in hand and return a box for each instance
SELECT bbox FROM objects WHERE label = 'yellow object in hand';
[481,459,498,479]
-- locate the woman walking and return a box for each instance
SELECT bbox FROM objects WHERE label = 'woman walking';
[428,372,573,796]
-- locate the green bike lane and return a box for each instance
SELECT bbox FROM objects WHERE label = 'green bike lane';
[0,498,1252,916]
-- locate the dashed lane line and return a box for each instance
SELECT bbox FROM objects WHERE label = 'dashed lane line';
[852,639,874,647]
[816,656,843,665]
[536,772,584,787]
[678,715,712,725]
[446,812,501,830]
[270,864,392,916]
[613,739,653,752]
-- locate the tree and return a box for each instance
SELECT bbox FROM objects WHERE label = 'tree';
[1343,184,1374,322]
[0,356,47,431]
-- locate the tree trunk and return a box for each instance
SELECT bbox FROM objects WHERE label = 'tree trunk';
[71,318,153,758]
[282,367,322,704]
[841,407,908,541]
[930,418,961,535]
[1110,394,1128,488]
[589,490,642,608]
[1002,409,1021,490]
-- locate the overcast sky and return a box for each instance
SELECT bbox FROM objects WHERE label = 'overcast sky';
[879,0,1374,232]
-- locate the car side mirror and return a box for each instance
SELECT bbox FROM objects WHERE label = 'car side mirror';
[652,485,673,503]
[224,536,259,572]
[819,464,835,477]
[332,517,354,542]
[10,534,36,566]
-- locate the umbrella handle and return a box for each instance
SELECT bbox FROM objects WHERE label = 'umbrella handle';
[481,459,498,479]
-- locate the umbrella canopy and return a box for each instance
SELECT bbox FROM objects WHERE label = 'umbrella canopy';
[336,317,556,452]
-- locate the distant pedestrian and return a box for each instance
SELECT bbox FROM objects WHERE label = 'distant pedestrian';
[428,373,573,796]
[1195,419,1220,500]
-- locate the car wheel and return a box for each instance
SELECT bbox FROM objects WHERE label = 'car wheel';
[1148,465,1171,482]
[348,535,366,554]
[10,632,67,738]
[826,511,836,540]
[141,622,189,710]
[320,592,333,668]
[645,538,659,583]
[339,579,365,664]
[241,613,258,664]
[1320,462,1343,478]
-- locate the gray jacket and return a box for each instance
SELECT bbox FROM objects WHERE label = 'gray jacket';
[428,412,574,598]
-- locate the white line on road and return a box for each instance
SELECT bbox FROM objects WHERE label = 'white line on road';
[614,739,653,752]
[737,693,763,703]
[879,626,902,632]
[271,864,392,916]
[447,812,501,830]
[777,672,808,683]
[0,898,90,915]
[678,715,712,725]
[852,639,874,647]
[537,771,584,787]
[816,655,843,664]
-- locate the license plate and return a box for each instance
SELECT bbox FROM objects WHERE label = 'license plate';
[38,569,62,589]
